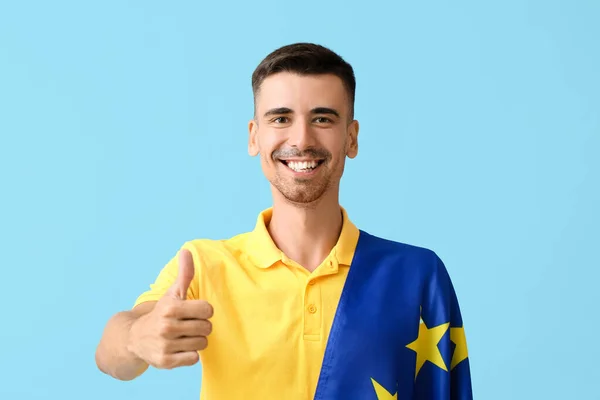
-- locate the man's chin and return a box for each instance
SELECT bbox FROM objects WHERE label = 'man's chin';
[273,187,324,206]
[269,175,332,204]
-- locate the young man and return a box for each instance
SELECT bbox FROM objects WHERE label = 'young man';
[96,43,473,400]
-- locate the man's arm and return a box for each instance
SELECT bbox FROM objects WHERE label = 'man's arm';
[419,254,473,399]
[95,302,156,381]
[95,248,213,381]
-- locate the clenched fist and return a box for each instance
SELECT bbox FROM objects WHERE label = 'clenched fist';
[127,248,213,369]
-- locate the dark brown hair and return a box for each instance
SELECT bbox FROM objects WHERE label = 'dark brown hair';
[251,43,356,118]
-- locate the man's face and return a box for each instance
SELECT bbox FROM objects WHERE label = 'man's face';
[248,72,359,205]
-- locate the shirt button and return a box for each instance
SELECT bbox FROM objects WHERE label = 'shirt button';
[308,280,316,286]
[329,261,335,269]
[307,304,317,314]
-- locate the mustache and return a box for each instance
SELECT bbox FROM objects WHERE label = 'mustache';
[272,148,331,160]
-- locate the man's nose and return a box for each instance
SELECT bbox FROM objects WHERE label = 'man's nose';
[286,120,315,150]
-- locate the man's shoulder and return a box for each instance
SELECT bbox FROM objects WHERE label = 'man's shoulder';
[181,230,254,257]
[353,231,455,286]
[359,230,437,256]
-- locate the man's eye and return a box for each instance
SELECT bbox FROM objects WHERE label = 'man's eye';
[314,117,332,124]
[273,117,289,123]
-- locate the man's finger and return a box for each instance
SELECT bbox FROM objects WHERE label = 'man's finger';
[167,336,209,353]
[171,351,201,368]
[160,319,213,339]
[155,351,200,369]
[167,300,214,320]
[168,248,195,300]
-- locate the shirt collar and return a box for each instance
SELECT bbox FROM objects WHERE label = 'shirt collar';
[245,207,360,269]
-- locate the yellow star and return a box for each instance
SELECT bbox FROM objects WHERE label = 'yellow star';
[406,320,449,378]
[371,378,397,400]
[450,326,468,369]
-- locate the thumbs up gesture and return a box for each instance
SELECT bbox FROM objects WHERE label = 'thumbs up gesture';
[127,249,214,369]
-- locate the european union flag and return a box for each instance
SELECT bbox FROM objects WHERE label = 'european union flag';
[313,231,473,399]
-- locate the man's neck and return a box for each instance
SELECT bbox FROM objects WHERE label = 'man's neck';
[267,191,343,272]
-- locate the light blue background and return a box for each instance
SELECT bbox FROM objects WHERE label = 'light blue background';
[1,0,598,399]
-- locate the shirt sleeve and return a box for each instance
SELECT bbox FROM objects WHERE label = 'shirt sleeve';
[133,242,201,308]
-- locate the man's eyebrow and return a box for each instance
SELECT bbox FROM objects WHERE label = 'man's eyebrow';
[311,107,340,117]
[264,107,293,117]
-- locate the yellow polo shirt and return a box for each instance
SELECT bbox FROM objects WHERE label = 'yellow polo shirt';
[133,207,360,399]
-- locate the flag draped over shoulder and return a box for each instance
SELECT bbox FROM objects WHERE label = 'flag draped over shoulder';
[313,231,473,400]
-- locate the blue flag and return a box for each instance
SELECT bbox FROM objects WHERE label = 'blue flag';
[313,231,473,399]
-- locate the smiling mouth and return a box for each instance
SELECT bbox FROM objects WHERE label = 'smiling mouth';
[279,159,325,173]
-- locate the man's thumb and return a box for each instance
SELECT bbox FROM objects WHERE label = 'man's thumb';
[170,248,195,300]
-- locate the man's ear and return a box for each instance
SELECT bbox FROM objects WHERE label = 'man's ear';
[248,119,259,156]
[346,120,359,159]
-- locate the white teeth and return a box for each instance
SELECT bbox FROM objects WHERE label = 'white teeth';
[287,160,319,172]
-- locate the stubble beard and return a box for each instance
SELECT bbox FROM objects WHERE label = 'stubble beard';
[267,145,347,208]
[268,147,335,207]
[271,167,332,207]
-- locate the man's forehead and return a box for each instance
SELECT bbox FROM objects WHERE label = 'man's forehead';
[256,72,348,112]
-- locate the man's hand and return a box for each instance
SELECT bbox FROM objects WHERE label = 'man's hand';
[127,248,213,369]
